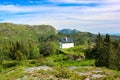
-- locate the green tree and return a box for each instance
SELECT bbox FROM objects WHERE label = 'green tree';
[103,34,111,67]
[40,41,58,56]
[109,40,120,70]
[95,33,104,66]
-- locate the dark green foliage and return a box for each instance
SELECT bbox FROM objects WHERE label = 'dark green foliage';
[2,61,19,68]
[95,33,103,49]
[0,40,40,61]
[109,41,120,70]
[85,48,98,59]
[85,33,120,70]
[0,50,3,64]
[85,33,102,59]
[96,34,111,67]
[40,42,58,56]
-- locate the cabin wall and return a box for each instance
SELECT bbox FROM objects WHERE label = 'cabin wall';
[60,42,74,48]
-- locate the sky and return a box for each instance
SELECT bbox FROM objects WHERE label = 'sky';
[0,0,120,33]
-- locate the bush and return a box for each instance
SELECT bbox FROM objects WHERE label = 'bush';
[40,42,58,56]
[36,59,54,67]
[70,73,87,80]
[2,61,19,68]
[29,60,36,64]
[52,54,69,61]
[55,66,71,78]
[0,66,3,72]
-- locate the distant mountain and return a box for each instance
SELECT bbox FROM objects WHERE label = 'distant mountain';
[109,33,120,36]
[58,29,79,34]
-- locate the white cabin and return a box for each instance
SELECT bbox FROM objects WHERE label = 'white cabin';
[59,37,74,48]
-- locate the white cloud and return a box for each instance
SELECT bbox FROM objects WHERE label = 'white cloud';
[48,0,100,4]
[0,0,120,33]
[0,5,31,12]
[0,5,54,13]
[49,0,120,4]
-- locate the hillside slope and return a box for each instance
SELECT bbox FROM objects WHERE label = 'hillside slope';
[0,23,37,41]
[0,23,57,41]
[31,25,57,37]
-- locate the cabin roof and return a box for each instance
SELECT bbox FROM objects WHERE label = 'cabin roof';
[60,37,74,43]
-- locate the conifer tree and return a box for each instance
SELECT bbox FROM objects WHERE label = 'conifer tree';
[95,33,104,66]
[103,34,111,67]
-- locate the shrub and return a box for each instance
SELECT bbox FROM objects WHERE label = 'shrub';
[70,73,87,80]
[36,59,54,67]
[2,61,19,68]
[55,66,71,78]
[29,60,36,64]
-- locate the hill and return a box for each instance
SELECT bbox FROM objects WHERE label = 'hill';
[0,23,38,41]
[31,25,57,37]
[0,23,57,41]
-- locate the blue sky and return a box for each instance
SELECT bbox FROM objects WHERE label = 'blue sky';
[0,0,120,33]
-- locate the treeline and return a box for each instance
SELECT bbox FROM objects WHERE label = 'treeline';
[86,33,120,70]
[0,35,59,64]
[0,40,38,62]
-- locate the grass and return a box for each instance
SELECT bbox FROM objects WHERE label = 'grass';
[102,67,120,79]
[60,46,85,57]
[0,55,95,80]
[54,59,95,67]
[0,66,25,80]
[0,59,120,80]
